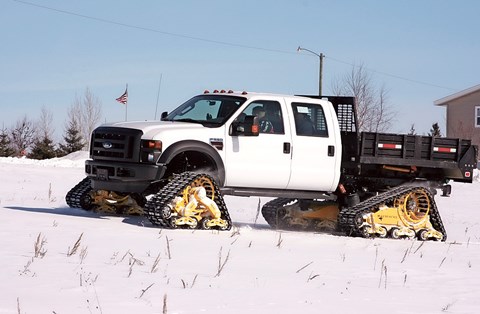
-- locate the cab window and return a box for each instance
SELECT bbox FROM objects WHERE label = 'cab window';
[292,102,329,137]
[236,100,285,134]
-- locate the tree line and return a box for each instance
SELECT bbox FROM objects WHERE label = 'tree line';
[0,87,102,159]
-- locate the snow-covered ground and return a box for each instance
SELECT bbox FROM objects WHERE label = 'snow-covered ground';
[1,153,479,314]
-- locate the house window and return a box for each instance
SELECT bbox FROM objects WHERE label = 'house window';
[476,106,480,128]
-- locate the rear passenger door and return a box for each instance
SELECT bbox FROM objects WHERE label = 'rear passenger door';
[286,101,341,192]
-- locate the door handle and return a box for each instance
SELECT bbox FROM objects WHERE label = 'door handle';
[328,145,335,156]
[283,142,291,154]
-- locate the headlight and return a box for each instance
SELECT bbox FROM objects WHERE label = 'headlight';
[140,140,162,163]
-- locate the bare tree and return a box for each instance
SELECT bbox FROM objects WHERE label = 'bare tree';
[10,115,36,156]
[332,63,396,132]
[37,106,54,140]
[74,87,102,150]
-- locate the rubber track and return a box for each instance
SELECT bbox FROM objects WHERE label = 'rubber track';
[261,198,296,229]
[144,172,232,230]
[65,177,92,209]
[337,185,447,241]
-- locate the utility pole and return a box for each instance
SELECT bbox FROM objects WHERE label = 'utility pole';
[297,46,324,96]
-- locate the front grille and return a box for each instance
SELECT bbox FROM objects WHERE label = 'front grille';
[90,127,143,162]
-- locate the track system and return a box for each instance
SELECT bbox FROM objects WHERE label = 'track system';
[144,172,232,230]
[65,177,94,210]
[262,185,446,241]
[261,198,339,232]
[68,175,443,240]
[66,177,144,215]
[338,185,446,241]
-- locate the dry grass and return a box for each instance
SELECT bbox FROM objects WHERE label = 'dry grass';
[163,294,168,314]
[378,259,388,289]
[276,232,283,248]
[166,236,172,259]
[181,274,198,289]
[139,283,154,298]
[215,246,231,277]
[151,253,161,273]
[67,233,83,257]
[296,261,313,273]
[34,233,47,258]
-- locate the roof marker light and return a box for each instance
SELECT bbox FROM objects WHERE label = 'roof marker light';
[204,90,210,94]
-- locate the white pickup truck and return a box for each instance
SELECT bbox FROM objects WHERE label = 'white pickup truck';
[66,90,477,240]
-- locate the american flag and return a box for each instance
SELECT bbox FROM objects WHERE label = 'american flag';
[116,87,128,105]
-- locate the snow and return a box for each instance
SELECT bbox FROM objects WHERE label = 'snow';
[1,153,479,314]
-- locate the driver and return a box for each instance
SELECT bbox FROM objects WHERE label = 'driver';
[252,106,274,133]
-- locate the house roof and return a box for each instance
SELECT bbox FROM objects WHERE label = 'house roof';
[434,84,480,106]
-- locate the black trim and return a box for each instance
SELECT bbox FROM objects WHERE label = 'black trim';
[158,140,225,186]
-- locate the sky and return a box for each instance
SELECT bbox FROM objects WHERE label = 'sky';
[2,0,480,141]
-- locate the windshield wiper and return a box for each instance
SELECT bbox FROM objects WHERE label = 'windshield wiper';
[173,118,204,124]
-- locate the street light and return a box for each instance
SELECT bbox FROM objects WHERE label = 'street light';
[297,46,324,96]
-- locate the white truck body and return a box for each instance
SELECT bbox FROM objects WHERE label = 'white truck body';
[96,91,342,193]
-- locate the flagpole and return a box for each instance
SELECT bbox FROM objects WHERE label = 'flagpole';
[116,84,129,120]
[125,84,128,121]
[154,74,163,120]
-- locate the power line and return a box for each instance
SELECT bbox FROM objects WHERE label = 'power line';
[327,56,457,92]
[13,0,458,92]
[12,0,296,55]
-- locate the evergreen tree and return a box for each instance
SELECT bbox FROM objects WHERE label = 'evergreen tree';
[58,119,85,156]
[429,122,442,137]
[0,127,15,157]
[28,135,56,159]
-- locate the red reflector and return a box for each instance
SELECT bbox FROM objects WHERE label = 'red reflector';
[378,143,402,149]
[252,125,259,133]
[434,147,457,153]
[203,90,210,94]
[465,171,471,178]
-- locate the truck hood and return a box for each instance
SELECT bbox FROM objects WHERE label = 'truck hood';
[101,120,208,139]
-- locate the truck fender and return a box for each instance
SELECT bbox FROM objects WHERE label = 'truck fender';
[158,140,225,186]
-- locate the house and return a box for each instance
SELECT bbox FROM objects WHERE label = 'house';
[434,84,480,147]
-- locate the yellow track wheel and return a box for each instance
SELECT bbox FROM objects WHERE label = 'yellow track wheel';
[189,176,215,201]
[396,188,431,228]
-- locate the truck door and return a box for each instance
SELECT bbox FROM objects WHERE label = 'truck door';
[286,101,341,192]
[224,99,292,189]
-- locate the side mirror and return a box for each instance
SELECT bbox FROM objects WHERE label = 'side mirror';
[160,111,168,121]
[230,115,259,136]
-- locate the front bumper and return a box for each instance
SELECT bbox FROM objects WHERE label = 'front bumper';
[85,160,166,193]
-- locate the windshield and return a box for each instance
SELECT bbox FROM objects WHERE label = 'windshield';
[165,95,246,126]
